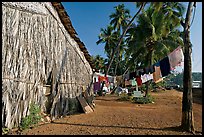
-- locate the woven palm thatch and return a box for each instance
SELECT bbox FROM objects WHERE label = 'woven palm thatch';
[2,2,94,129]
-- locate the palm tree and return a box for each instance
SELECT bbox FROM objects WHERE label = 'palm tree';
[125,3,185,97]
[97,2,146,93]
[91,55,106,73]
[109,4,131,76]
[158,2,185,28]
[103,2,183,78]
[110,4,131,33]
[104,2,147,77]
[96,25,121,76]
[96,25,118,58]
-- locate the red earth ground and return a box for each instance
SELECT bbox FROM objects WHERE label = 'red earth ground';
[9,89,202,135]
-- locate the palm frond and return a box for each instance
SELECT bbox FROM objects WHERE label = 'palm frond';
[96,39,104,45]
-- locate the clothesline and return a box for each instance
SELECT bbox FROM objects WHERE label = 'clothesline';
[123,46,184,86]
[93,46,184,92]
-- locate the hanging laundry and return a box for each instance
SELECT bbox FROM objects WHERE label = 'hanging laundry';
[124,72,130,80]
[131,78,137,86]
[107,76,114,83]
[138,69,145,76]
[141,74,148,83]
[132,78,139,91]
[99,76,108,82]
[129,72,136,79]
[93,77,98,83]
[105,82,110,88]
[168,46,184,70]
[153,62,163,83]
[125,80,131,86]
[159,56,171,77]
[177,60,184,67]
[149,65,155,73]
[146,73,153,81]
[110,83,114,90]
[136,76,142,87]
[93,82,100,92]
[141,73,153,83]
[144,67,150,74]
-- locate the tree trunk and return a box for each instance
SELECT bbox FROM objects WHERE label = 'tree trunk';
[114,28,122,76]
[144,82,149,97]
[181,2,195,133]
[114,52,122,76]
[100,2,146,92]
[144,50,153,97]
[114,58,119,76]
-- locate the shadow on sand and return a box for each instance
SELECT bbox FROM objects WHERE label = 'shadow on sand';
[51,121,201,135]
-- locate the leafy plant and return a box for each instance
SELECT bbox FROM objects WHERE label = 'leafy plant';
[2,128,9,135]
[131,94,154,104]
[117,93,131,101]
[20,102,41,130]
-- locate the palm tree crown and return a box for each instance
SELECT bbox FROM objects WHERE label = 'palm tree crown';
[109,4,131,33]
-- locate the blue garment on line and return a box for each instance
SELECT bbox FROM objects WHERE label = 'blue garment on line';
[149,65,155,73]
[129,72,136,79]
[159,57,171,77]
[153,62,160,67]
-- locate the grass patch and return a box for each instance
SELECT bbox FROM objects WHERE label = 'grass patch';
[117,93,154,104]
[117,93,132,101]
[131,94,154,104]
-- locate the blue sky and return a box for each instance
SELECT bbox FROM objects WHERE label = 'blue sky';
[62,2,202,72]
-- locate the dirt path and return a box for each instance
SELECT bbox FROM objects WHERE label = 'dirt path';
[11,89,202,135]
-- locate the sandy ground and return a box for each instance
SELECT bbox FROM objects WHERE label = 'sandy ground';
[9,89,202,135]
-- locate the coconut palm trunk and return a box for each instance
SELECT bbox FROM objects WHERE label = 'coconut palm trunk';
[114,48,120,76]
[181,2,195,133]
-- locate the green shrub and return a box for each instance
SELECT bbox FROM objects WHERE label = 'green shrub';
[20,102,41,130]
[2,128,9,135]
[117,93,131,101]
[131,94,154,104]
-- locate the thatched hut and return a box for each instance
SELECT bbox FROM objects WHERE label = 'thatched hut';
[2,2,95,129]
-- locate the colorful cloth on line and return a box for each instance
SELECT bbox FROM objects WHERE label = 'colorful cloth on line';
[159,56,171,77]
[131,78,138,91]
[141,73,153,83]
[105,82,109,88]
[93,82,100,91]
[124,72,130,80]
[108,77,114,83]
[168,46,184,70]
[125,80,131,86]
[146,73,153,81]
[149,65,155,73]
[153,62,163,83]
[141,74,148,83]
[131,78,137,86]
[98,76,108,82]
[129,72,136,79]
[110,83,114,89]
[136,76,142,86]
[138,69,145,76]
[143,66,155,74]
[144,67,149,74]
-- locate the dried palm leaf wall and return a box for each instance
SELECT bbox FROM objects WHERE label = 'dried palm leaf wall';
[2,2,93,129]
